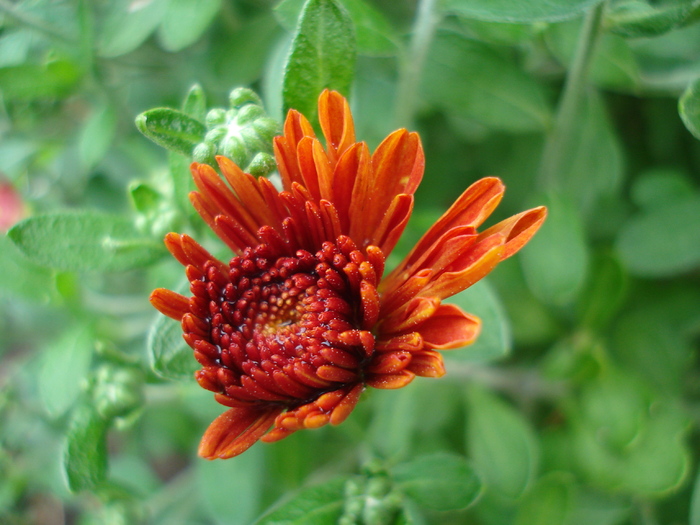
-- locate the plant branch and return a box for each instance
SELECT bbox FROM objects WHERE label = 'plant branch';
[537,1,606,190]
[394,0,442,128]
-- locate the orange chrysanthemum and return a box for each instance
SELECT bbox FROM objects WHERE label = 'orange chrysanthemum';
[150,90,546,459]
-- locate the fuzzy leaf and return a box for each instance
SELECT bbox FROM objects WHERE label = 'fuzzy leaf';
[283,0,356,123]
[392,453,482,511]
[63,403,109,492]
[442,0,602,22]
[680,76,700,140]
[256,478,346,524]
[148,312,198,382]
[8,211,163,272]
[520,193,589,306]
[466,385,540,500]
[158,0,222,52]
[135,108,206,157]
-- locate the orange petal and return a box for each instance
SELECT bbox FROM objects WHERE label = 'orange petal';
[365,370,416,389]
[198,406,283,459]
[407,350,446,377]
[478,206,547,260]
[414,303,481,349]
[149,288,190,320]
[330,384,364,425]
[318,89,356,165]
[349,129,424,246]
[274,109,316,190]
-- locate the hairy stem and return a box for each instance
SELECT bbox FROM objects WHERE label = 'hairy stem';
[537,2,606,190]
[394,0,442,128]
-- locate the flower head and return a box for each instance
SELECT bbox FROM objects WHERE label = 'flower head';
[150,90,546,459]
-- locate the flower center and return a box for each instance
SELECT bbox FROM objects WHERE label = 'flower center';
[186,237,380,408]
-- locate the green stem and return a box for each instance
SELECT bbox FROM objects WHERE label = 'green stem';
[0,0,74,43]
[394,0,442,128]
[537,2,606,190]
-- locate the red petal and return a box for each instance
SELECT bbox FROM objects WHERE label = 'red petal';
[198,406,283,459]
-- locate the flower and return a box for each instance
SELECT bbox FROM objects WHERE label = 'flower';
[150,90,546,459]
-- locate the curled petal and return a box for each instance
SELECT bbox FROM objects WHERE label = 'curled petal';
[199,406,283,459]
[413,303,481,349]
[478,206,548,260]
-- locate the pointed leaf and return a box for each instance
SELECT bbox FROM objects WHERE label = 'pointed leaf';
[148,311,198,381]
[136,108,206,157]
[8,211,164,272]
[445,279,512,363]
[441,0,602,22]
[283,0,356,123]
[256,478,346,524]
[63,402,109,492]
[392,453,482,511]
[520,193,589,306]
[466,385,540,500]
[680,76,700,140]
[158,0,222,52]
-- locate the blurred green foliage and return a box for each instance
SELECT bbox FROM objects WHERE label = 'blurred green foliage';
[1,0,700,523]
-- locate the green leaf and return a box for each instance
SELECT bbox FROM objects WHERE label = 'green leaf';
[546,20,640,91]
[520,194,589,306]
[680,76,700,140]
[256,478,346,524]
[441,0,602,22]
[573,378,690,497]
[606,0,695,38]
[554,91,624,215]
[79,103,117,170]
[445,279,512,363]
[690,467,700,525]
[97,0,168,57]
[63,402,109,492]
[197,445,265,525]
[514,473,574,525]
[39,325,93,418]
[577,252,628,331]
[630,167,696,210]
[392,453,482,511]
[0,60,80,101]
[616,194,700,276]
[158,0,222,52]
[135,108,206,157]
[276,0,396,56]
[148,310,198,382]
[282,0,356,123]
[466,385,540,500]
[8,211,164,272]
[368,387,419,461]
[182,83,208,122]
[0,234,55,301]
[422,32,552,132]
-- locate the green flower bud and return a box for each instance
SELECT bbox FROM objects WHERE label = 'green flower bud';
[252,117,281,142]
[247,152,276,177]
[205,127,227,143]
[221,135,247,165]
[236,104,265,126]
[92,365,144,421]
[193,141,216,164]
[229,87,262,108]
[205,108,227,127]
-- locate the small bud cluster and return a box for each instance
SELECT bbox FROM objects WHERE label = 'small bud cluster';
[340,461,404,525]
[193,88,280,177]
